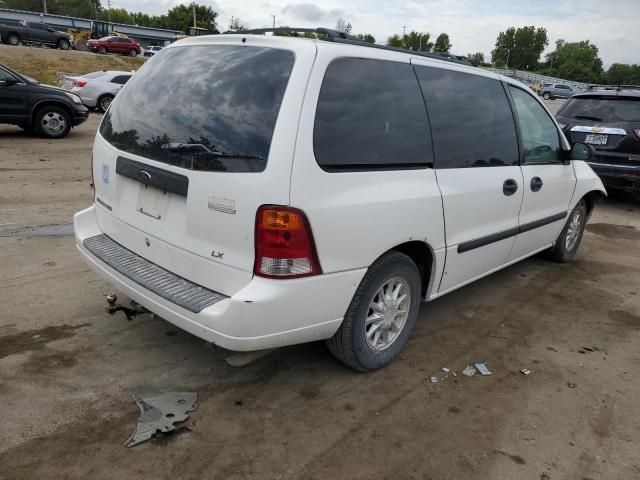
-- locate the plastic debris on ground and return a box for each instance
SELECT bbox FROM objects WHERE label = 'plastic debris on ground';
[430,376,438,383]
[462,365,477,377]
[474,362,492,376]
[125,387,198,447]
[520,368,531,375]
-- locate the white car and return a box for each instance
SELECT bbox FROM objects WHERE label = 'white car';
[74,32,606,371]
[63,70,133,112]
[143,45,163,57]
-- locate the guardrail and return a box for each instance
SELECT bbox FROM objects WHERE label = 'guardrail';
[483,67,589,90]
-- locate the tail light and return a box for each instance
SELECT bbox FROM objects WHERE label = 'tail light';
[73,80,87,87]
[634,129,640,140]
[254,206,321,279]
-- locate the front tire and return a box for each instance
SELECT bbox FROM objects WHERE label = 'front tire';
[57,38,70,50]
[97,94,114,113]
[129,49,138,57]
[326,251,421,372]
[34,106,71,139]
[7,33,20,46]
[546,200,587,262]
[543,92,551,100]
[98,45,107,54]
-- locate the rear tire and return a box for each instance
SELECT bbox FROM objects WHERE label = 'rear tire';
[97,94,114,113]
[543,92,551,100]
[57,38,70,50]
[129,49,138,57]
[326,251,421,372]
[98,45,107,54]
[546,200,587,263]
[34,106,71,139]
[7,33,20,46]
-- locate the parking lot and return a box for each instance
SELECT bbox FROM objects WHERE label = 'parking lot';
[1,106,639,479]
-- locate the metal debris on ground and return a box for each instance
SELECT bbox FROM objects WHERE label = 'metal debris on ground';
[125,387,198,447]
[474,362,493,376]
[442,367,450,373]
[225,348,276,367]
[462,365,476,377]
[520,368,531,375]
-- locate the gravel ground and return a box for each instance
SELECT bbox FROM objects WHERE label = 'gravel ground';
[1,106,639,480]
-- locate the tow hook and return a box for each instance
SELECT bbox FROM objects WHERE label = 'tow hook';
[105,294,149,321]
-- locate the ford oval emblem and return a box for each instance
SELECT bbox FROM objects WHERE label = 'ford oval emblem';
[138,170,152,183]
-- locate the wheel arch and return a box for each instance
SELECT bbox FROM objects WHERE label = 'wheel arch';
[390,240,434,299]
[30,100,74,127]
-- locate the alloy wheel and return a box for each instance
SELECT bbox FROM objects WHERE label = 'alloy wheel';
[364,277,411,351]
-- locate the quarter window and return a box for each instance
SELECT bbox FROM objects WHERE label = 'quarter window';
[414,66,519,168]
[509,86,562,164]
[313,58,433,170]
[110,75,131,84]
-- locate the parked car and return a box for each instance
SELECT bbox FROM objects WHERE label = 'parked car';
[63,70,133,112]
[556,86,640,197]
[539,83,576,100]
[143,45,163,57]
[87,36,141,56]
[0,64,88,138]
[74,33,605,372]
[0,21,71,50]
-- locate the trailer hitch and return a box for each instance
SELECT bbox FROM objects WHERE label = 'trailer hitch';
[105,294,149,321]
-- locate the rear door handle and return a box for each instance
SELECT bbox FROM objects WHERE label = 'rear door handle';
[531,177,543,192]
[503,179,518,196]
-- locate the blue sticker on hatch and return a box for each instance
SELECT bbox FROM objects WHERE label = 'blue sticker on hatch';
[102,163,110,184]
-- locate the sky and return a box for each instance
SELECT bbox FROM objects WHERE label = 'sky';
[112,0,640,67]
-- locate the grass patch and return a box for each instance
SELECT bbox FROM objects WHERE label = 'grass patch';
[0,44,144,85]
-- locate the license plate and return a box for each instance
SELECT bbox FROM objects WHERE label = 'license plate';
[585,134,608,145]
[136,185,167,220]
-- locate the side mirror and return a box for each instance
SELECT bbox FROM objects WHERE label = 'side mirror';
[47,27,55,32]
[0,80,6,87]
[571,142,595,161]
[0,78,18,87]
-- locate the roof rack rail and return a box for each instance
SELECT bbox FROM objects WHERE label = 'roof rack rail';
[223,27,471,66]
[587,84,640,91]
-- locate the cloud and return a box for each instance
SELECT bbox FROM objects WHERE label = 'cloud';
[281,4,345,23]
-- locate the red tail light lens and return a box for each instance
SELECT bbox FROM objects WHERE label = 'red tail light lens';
[634,129,640,140]
[254,206,321,278]
[73,80,87,87]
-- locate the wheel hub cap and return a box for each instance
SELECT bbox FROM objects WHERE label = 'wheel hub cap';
[41,112,66,135]
[365,277,410,351]
[565,209,582,251]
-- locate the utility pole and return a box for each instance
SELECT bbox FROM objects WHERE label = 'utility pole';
[43,0,47,14]
[402,25,406,37]
[107,0,111,23]
[192,3,197,29]
[271,14,275,28]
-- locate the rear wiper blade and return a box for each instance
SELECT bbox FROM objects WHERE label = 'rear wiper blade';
[160,142,262,160]
[572,115,603,122]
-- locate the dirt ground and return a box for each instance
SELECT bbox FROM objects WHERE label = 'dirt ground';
[1,107,640,480]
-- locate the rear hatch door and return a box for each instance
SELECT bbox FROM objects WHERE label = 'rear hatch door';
[92,37,315,296]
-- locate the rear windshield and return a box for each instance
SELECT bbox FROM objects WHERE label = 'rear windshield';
[559,96,640,123]
[100,45,295,172]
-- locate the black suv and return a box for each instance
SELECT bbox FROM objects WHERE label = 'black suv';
[556,86,640,196]
[0,64,88,138]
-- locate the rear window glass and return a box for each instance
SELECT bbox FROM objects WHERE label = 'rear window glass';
[100,45,294,173]
[313,58,433,170]
[415,66,519,168]
[559,97,640,123]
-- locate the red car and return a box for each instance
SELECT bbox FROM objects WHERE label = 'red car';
[87,36,141,57]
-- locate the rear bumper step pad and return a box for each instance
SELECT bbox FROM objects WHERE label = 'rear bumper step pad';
[83,234,227,313]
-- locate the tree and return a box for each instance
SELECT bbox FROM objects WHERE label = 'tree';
[335,18,352,34]
[1,0,102,18]
[433,33,451,53]
[466,52,485,67]
[164,3,218,32]
[544,39,603,83]
[228,16,247,32]
[387,31,432,52]
[105,8,134,25]
[491,26,548,70]
[355,33,375,44]
[606,63,640,85]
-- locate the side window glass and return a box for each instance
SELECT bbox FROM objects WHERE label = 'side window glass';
[509,86,562,164]
[313,58,432,170]
[0,69,17,82]
[414,66,519,168]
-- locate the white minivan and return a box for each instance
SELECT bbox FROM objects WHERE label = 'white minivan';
[74,31,606,371]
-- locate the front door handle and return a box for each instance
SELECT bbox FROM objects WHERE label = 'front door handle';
[503,179,518,196]
[531,177,544,192]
